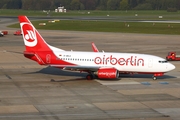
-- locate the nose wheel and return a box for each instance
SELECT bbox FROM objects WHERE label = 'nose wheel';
[152,76,157,80]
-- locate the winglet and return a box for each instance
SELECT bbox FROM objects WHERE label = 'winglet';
[91,42,99,52]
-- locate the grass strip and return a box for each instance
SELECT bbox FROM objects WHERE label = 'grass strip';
[8,20,180,35]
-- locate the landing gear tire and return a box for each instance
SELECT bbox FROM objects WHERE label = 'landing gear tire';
[86,74,94,80]
[152,76,157,80]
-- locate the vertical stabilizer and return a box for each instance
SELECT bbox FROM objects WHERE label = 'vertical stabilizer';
[18,16,73,66]
[19,16,51,52]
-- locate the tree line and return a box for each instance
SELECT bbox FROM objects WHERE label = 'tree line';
[0,0,179,11]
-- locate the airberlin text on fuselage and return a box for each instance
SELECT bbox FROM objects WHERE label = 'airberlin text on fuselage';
[94,55,144,66]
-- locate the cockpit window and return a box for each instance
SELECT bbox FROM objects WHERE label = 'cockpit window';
[159,60,168,63]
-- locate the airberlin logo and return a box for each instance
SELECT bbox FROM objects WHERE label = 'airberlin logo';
[25,30,35,42]
[99,72,116,77]
[94,55,144,66]
[21,22,37,47]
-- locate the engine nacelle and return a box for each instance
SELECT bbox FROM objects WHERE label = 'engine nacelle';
[95,68,119,79]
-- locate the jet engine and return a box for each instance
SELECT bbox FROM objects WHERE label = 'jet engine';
[95,68,119,79]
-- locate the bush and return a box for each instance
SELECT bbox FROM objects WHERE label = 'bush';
[133,3,153,10]
[167,8,177,12]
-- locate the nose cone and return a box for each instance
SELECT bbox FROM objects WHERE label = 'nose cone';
[169,63,175,71]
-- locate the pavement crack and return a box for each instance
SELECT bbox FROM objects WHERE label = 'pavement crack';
[5,74,12,79]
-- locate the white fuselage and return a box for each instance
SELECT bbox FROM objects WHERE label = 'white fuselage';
[52,51,175,73]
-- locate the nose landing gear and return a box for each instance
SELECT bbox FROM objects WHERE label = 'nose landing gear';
[152,73,163,80]
[152,76,157,80]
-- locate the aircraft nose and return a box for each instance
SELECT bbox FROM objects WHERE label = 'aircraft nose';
[168,63,175,71]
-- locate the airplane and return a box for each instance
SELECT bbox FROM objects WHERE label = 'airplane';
[19,15,175,80]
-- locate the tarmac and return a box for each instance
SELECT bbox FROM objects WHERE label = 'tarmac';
[0,18,180,120]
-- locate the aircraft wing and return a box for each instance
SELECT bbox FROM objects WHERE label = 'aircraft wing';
[63,66,100,72]
[63,66,121,72]
[50,64,100,72]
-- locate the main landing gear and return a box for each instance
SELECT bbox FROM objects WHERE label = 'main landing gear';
[86,74,94,80]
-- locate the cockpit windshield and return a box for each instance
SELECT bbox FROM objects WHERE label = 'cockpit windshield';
[159,60,168,63]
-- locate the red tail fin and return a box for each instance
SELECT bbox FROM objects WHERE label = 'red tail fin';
[18,16,68,65]
[18,16,50,52]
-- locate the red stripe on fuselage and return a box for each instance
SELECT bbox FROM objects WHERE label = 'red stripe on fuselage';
[36,51,76,66]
